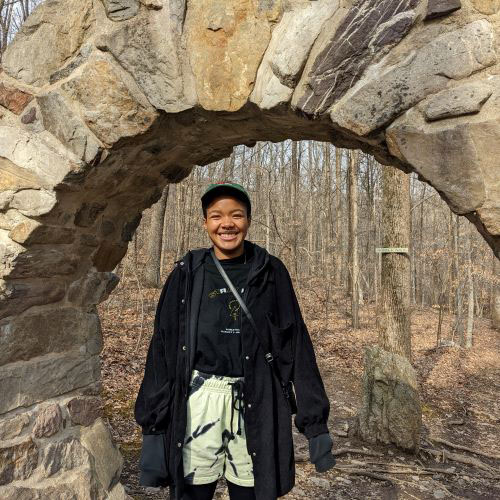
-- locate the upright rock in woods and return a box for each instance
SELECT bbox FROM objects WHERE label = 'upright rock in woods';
[358,346,421,451]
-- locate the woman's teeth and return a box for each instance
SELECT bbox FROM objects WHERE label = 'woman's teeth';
[219,233,237,241]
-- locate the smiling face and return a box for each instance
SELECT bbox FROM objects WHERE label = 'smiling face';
[203,195,251,259]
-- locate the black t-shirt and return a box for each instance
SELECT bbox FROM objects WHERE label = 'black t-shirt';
[193,250,252,376]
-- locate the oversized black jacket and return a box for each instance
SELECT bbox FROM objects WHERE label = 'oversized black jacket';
[134,240,331,499]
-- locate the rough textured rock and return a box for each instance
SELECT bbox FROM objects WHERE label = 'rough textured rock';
[425,0,462,20]
[0,438,38,485]
[185,0,279,111]
[0,469,102,500]
[0,126,79,186]
[0,192,14,211]
[32,404,63,438]
[74,202,108,228]
[0,352,100,414]
[471,0,500,14]
[8,220,75,245]
[101,0,140,21]
[20,107,37,125]
[387,77,500,234]
[328,20,496,136]
[2,0,94,87]
[49,43,94,85]
[422,82,493,122]
[0,156,45,191]
[358,346,421,451]
[141,0,162,9]
[387,109,486,214]
[108,482,132,500]
[0,279,66,319]
[68,270,119,307]
[92,240,129,272]
[8,247,79,279]
[9,189,57,217]
[60,53,158,146]
[67,397,102,426]
[0,414,29,441]
[81,419,123,491]
[40,437,89,476]
[37,91,102,164]
[295,0,419,115]
[96,1,195,113]
[0,307,102,366]
[251,0,338,109]
[0,83,33,115]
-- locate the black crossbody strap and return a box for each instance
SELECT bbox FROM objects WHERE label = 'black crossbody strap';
[210,249,274,362]
[210,249,298,414]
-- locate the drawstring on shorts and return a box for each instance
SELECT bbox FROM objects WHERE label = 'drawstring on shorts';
[189,370,246,440]
[228,379,245,439]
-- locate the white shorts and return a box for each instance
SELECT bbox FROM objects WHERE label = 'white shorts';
[182,370,254,487]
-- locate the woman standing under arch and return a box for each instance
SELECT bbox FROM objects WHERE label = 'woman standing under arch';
[135,182,335,500]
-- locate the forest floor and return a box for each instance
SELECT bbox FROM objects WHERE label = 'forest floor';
[99,273,500,500]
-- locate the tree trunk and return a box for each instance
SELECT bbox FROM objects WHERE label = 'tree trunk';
[175,184,186,259]
[379,166,412,359]
[453,216,465,345]
[465,222,474,348]
[492,256,500,331]
[357,166,420,452]
[291,141,300,280]
[349,150,360,328]
[334,147,343,288]
[418,183,426,307]
[143,185,170,288]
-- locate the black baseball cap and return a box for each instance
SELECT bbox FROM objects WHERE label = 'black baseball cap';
[201,182,251,218]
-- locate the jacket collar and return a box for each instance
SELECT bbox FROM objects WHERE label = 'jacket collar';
[176,240,270,285]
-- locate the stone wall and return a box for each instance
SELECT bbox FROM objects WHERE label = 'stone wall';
[0,0,499,496]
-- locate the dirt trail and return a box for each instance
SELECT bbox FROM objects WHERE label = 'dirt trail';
[100,280,500,499]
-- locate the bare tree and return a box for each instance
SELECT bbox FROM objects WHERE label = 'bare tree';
[143,186,170,288]
[358,166,420,452]
[378,166,412,360]
[334,147,343,288]
[465,221,474,348]
[348,150,360,328]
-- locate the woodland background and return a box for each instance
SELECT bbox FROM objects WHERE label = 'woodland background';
[2,2,499,499]
[103,140,500,499]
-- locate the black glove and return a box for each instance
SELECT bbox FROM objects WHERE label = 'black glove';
[308,433,336,473]
[139,434,170,487]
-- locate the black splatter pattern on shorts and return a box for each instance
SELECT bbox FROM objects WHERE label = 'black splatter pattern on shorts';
[184,419,220,445]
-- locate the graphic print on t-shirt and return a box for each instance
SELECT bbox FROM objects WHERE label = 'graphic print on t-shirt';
[194,254,251,376]
[208,287,244,335]
[208,287,241,325]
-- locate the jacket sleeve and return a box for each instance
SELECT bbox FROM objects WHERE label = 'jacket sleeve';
[276,260,331,439]
[134,266,178,434]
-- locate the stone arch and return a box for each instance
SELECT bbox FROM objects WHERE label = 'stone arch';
[0,0,498,496]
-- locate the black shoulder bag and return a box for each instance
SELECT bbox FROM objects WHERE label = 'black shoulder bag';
[210,249,297,414]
